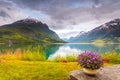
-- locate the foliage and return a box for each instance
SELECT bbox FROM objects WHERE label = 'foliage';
[66,54,78,62]
[22,46,46,61]
[0,46,46,61]
[102,51,120,64]
[52,54,78,62]
[78,51,103,70]
[0,20,64,43]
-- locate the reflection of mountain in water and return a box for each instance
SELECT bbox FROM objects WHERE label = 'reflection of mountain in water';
[41,44,63,59]
[64,43,120,54]
[0,44,62,59]
[0,43,120,60]
[0,44,29,53]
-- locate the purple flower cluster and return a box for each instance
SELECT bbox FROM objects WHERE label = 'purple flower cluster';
[78,51,103,70]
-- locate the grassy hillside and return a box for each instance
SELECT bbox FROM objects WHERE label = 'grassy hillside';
[0,19,64,43]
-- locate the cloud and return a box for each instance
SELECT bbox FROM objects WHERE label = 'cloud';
[0,0,120,38]
[8,0,94,28]
[56,30,80,39]
[91,0,120,19]
[0,10,10,18]
[9,0,120,29]
[0,0,27,25]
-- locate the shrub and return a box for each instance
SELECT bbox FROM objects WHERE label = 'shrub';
[52,54,77,62]
[102,51,120,64]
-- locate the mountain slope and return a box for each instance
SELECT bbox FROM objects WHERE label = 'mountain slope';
[0,18,63,43]
[68,18,120,43]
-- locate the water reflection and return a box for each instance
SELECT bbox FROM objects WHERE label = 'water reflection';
[48,46,82,60]
[48,43,120,59]
[0,43,120,59]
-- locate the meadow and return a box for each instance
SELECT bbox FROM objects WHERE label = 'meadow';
[0,46,119,80]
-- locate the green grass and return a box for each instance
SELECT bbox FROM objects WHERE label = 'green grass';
[0,60,80,80]
[1,48,120,64]
[0,60,114,80]
[0,46,46,61]
[52,52,120,64]
[22,48,46,61]
[52,54,78,62]
[0,50,117,80]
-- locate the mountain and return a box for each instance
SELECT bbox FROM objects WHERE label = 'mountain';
[0,18,64,43]
[68,18,120,43]
[62,38,69,42]
[67,31,85,42]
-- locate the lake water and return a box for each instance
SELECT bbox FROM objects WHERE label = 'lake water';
[0,43,120,59]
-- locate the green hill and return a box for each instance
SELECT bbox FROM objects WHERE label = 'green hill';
[0,18,64,43]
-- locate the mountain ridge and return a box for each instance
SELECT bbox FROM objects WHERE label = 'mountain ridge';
[0,18,64,43]
[68,18,120,43]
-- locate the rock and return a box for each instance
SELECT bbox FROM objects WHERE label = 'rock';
[69,65,120,80]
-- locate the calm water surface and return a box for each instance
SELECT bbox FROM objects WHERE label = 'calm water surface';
[0,43,120,59]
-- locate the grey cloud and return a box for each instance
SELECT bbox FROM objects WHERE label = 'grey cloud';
[91,0,120,20]
[92,0,99,5]
[0,0,27,25]
[0,0,13,7]
[0,11,10,18]
[10,0,120,21]
[1,0,120,30]
[10,0,93,20]
[0,0,119,38]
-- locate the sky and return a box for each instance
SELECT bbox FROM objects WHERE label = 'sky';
[0,0,120,39]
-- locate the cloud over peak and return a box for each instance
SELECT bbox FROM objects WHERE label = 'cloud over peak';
[0,0,120,38]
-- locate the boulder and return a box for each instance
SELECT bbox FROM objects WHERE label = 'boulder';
[69,65,120,80]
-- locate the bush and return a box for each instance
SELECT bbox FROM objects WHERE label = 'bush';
[52,54,77,62]
[102,51,120,64]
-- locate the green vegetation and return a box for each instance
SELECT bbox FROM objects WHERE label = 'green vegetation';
[52,54,77,62]
[0,60,80,80]
[0,46,46,61]
[1,48,120,64]
[0,59,114,80]
[102,51,120,64]
[92,39,105,43]
[0,48,119,80]
[0,19,64,43]
[92,38,120,44]
[52,52,120,64]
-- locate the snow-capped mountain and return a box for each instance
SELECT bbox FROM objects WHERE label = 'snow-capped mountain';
[68,18,120,43]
